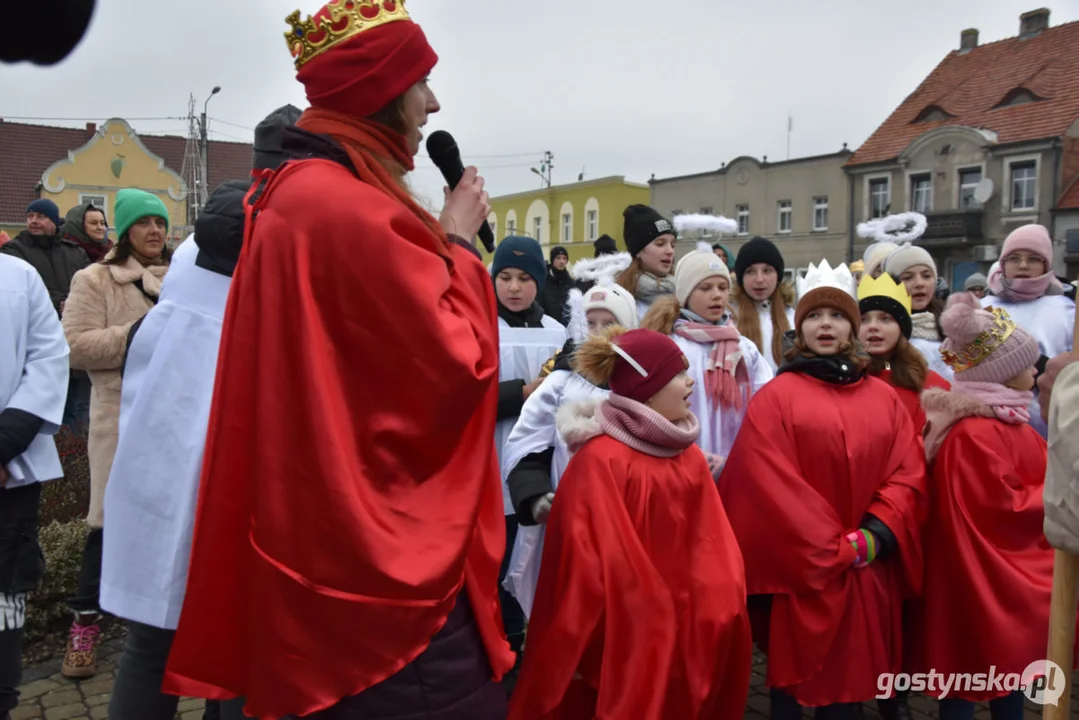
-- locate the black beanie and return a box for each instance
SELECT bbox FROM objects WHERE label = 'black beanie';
[550,245,568,262]
[253,105,303,171]
[622,204,674,257]
[594,234,618,257]
[734,237,785,286]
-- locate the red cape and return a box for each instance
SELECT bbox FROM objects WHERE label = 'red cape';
[163,159,514,718]
[717,373,927,706]
[912,417,1053,700]
[877,369,950,432]
[509,435,752,720]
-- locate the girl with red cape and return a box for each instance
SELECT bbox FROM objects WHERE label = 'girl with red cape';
[509,328,752,720]
[162,2,515,718]
[917,293,1052,720]
[718,260,927,719]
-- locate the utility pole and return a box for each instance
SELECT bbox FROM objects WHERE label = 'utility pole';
[200,86,221,208]
[787,111,793,161]
[531,151,554,189]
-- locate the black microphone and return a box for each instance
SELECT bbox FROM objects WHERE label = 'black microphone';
[426,130,496,253]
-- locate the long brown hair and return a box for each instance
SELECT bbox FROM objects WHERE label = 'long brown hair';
[103,232,171,266]
[616,257,643,296]
[640,295,682,335]
[866,335,928,392]
[732,281,794,367]
[367,96,414,187]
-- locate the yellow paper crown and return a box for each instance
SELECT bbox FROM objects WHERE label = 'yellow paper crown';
[285,0,412,69]
[940,306,1017,373]
[857,273,912,316]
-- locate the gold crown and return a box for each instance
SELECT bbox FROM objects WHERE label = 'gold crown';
[285,0,412,69]
[940,306,1017,373]
[857,273,911,315]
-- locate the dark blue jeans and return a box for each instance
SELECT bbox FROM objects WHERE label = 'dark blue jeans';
[62,371,91,432]
[500,515,525,649]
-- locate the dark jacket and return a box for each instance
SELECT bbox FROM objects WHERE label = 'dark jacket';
[195,180,249,278]
[0,231,90,313]
[541,265,573,326]
[58,203,112,263]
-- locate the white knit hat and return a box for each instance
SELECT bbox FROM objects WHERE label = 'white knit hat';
[864,241,898,277]
[675,243,731,306]
[885,245,937,279]
[583,284,638,330]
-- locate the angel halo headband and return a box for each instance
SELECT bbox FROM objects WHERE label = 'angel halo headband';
[857,212,928,245]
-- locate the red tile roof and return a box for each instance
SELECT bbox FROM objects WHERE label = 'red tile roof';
[848,20,1079,167]
[0,119,253,224]
[1059,176,1079,211]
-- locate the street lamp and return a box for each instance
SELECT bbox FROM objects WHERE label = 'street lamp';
[199,86,222,207]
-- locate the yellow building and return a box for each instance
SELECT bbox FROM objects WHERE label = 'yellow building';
[0,118,252,241]
[485,176,650,262]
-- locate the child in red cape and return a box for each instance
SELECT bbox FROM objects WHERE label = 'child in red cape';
[718,260,927,718]
[508,327,751,720]
[917,293,1052,720]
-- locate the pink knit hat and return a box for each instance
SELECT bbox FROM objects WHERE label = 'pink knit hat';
[940,293,1039,383]
[1001,224,1053,264]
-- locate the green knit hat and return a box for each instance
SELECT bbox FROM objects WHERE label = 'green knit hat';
[114,189,169,240]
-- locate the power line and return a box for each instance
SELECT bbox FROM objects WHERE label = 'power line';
[208,117,255,132]
[1,115,187,122]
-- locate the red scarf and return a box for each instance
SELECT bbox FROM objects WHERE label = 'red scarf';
[672,319,752,410]
[295,108,451,262]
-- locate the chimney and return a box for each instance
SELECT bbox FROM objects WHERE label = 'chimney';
[960,28,979,51]
[85,122,97,138]
[1019,8,1050,38]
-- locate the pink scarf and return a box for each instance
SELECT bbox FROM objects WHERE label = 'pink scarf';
[672,320,752,410]
[987,265,1063,302]
[596,393,699,457]
[922,383,1032,462]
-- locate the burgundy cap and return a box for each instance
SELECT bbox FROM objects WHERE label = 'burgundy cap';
[609,329,689,403]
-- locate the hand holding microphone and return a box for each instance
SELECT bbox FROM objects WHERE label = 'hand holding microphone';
[427,130,496,252]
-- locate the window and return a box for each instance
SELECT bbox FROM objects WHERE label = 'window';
[1010,161,1036,211]
[79,193,107,214]
[533,217,543,243]
[490,218,497,240]
[869,178,890,218]
[736,204,750,235]
[586,210,598,242]
[700,206,713,215]
[910,173,932,214]
[507,219,516,236]
[813,196,829,231]
[562,213,572,244]
[958,168,982,209]
[777,200,792,234]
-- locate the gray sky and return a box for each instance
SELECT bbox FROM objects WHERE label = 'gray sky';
[3,0,1077,211]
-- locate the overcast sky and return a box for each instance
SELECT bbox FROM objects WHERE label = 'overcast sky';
[3,0,1077,212]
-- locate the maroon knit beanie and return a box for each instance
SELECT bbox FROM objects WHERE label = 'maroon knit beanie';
[609,329,689,403]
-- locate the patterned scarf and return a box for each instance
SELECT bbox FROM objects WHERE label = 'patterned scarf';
[597,393,699,457]
[672,314,752,410]
[911,312,940,341]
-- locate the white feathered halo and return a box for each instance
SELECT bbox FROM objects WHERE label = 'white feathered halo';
[565,252,633,344]
[673,213,739,236]
[856,212,927,245]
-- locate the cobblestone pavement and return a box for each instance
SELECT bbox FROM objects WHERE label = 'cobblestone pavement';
[15,646,1076,719]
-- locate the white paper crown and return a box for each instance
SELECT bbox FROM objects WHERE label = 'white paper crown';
[796,259,856,304]
[673,213,739,235]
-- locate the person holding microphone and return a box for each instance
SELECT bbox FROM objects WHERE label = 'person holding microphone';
[163,2,514,718]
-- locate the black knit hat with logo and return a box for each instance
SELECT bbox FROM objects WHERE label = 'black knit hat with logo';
[623,205,674,258]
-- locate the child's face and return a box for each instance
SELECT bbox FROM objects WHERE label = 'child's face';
[586,309,619,334]
[496,269,537,312]
[647,371,694,423]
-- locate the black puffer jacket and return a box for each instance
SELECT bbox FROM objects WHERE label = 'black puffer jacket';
[542,265,573,325]
[194,180,248,278]
[0,231,90,313]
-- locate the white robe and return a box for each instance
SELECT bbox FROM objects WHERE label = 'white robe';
[672,333,773,458]
[981,293,1074,437]
[496,315,567,515]
[0,255,69,487]
[910,337,954,384]
[750,300,795,374]
[500,370,606,616]
[100,237,231,629]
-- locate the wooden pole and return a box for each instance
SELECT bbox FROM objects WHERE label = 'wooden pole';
[1042,282,1079,720]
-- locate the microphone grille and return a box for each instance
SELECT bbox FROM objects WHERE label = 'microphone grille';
[425,130,459,163]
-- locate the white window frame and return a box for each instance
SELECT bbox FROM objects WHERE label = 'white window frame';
[1004,155,1039,213]
[957,165,985,210]
[907,171,933,214]
[865,174,891,220]
[78,193,108,214]
[562,213,572,244]
[777,200,792,234]
[736,204,750,236]
[813,196,829,232]
[533,216,543,244]
[586,209,598,242]
[507,219,516,236]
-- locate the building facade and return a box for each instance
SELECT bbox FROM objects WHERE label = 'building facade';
[0,118,252,241]
[649,150,853,279]
[845,9,1079,290]
[485,176,650,262]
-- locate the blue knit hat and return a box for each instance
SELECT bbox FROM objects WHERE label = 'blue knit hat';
[26,199,61,228]
[114,189,169,240]
[492,236,546,291]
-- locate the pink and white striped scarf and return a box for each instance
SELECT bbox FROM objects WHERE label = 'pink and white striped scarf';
[672,320,752,410]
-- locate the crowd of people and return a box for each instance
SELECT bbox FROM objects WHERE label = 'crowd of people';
[1,1,1078,720]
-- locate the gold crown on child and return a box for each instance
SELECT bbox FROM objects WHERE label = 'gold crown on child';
[285,0,411,69]
[940,306,1017,373]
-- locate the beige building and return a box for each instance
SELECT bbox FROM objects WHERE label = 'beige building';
[845,9,1079,289]
[649,150,853,279]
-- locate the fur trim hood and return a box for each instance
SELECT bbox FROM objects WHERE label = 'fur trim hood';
[921,387,995,462]
[556,398,604,454]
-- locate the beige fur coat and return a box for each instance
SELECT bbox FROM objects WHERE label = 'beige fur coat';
[62,254,167,528]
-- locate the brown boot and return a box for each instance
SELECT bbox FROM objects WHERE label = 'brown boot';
[61,614,100,678]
